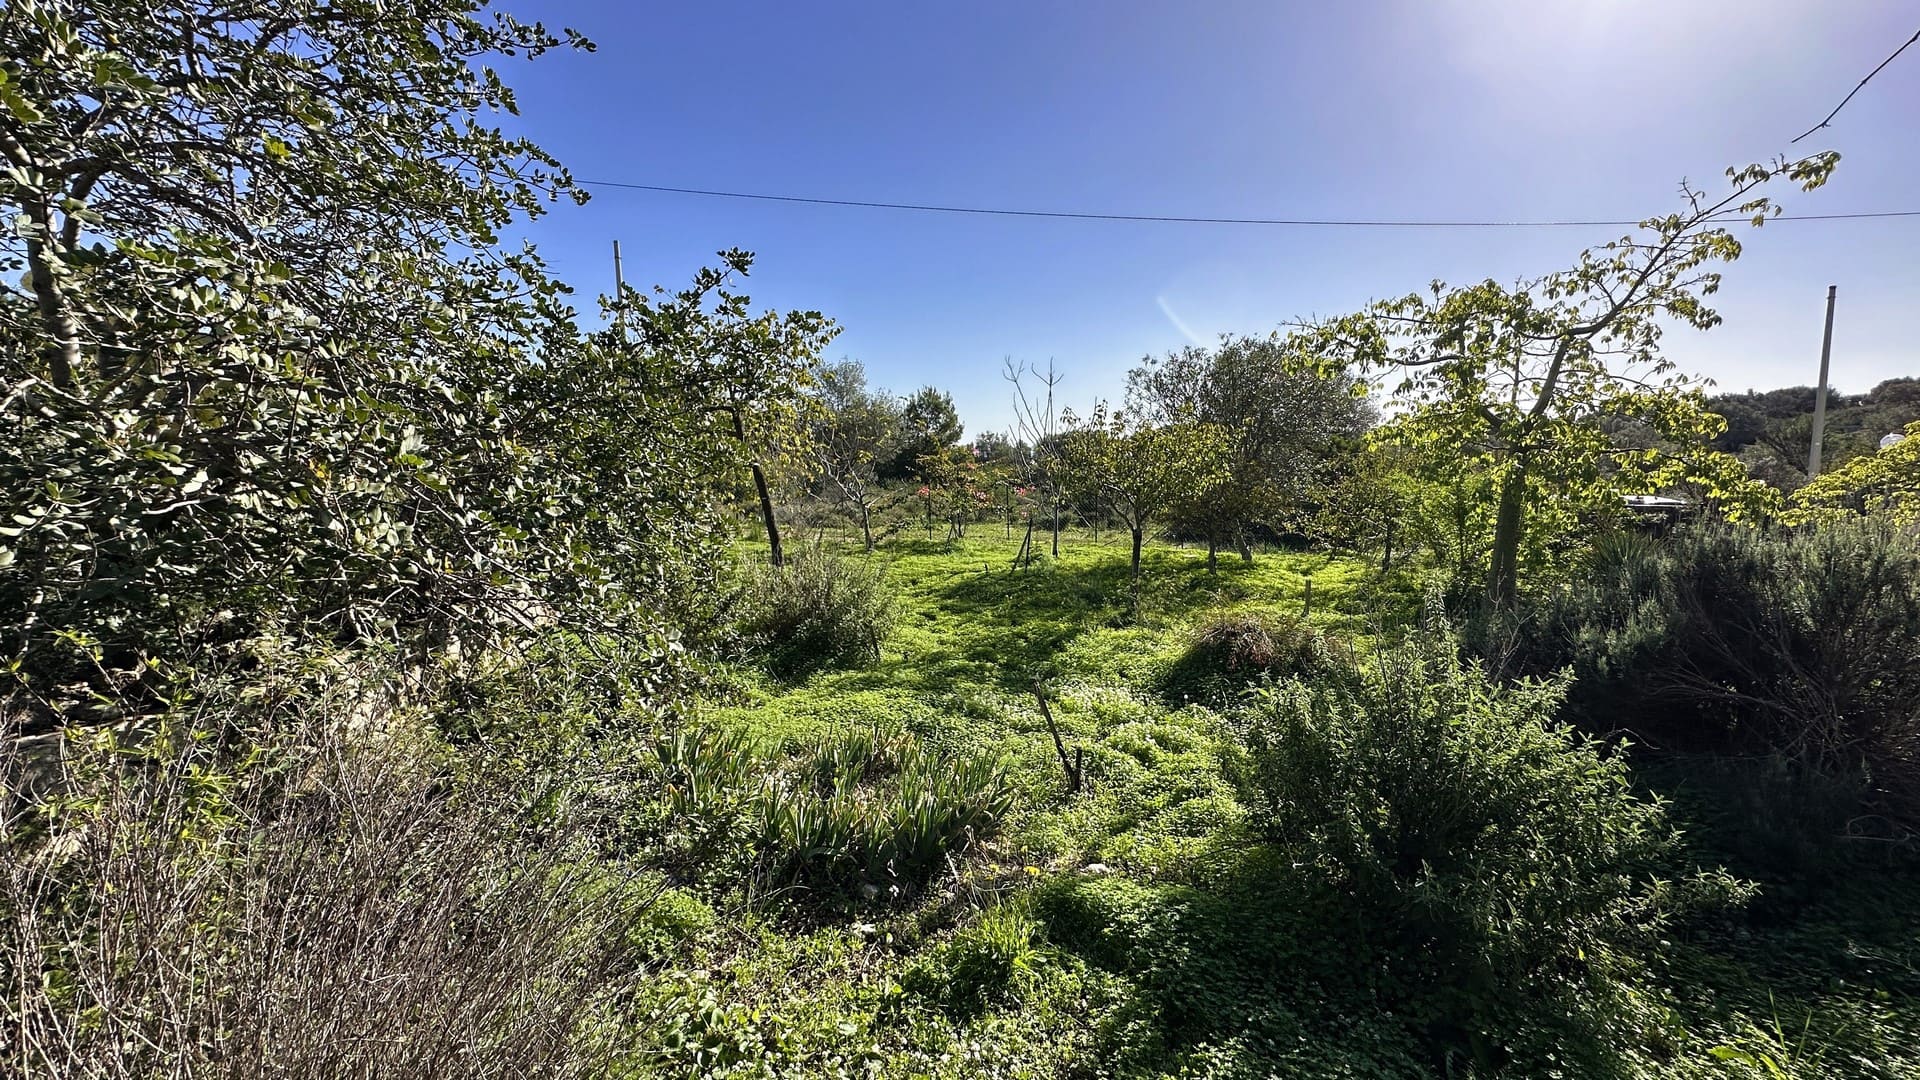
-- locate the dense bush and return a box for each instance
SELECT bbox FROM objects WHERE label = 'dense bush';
[0,6,837,736]
[1522,520,1920,826]
[733,552,899,677]
[1230,623,1706,1037]
[1159,609,1333,705]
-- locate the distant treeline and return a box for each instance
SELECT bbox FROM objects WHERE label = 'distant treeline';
[1709,377,1920,489]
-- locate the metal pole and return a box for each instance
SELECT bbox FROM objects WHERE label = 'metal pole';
[1807,284,1837,477]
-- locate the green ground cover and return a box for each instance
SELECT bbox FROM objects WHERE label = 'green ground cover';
[622,532,1920,1078]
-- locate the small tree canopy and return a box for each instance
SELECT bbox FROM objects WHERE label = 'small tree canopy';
[1305,153,1838,607]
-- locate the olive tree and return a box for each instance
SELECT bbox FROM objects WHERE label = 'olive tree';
[1129,335,1372,569]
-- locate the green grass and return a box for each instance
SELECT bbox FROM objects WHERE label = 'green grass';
[634,529,1920,1078]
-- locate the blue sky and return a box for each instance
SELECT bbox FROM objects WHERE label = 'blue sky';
[501,1,1918,435]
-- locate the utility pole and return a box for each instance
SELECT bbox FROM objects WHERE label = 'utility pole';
[612,239,627,343]
[1807,284,1837,478]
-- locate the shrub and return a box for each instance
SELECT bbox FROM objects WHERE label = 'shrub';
[1160,610,1333,705]
[2,700,650,1080]
[1231,621,1701,1006]
[733,551,898,677]
[1523,520,1920,826]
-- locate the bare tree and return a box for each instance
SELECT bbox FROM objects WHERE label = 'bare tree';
[1005,358,1071,562]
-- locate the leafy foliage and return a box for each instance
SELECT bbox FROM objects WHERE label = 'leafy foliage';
[1232,618,1696,1013]
[1059,401,1232,592]
[1710,378,1920,490]
[1519,520,1920,827]
[885,385,964,480]
[1307,154,1838,606]
[0,1,832,723]
[809,360,906,549]
[1129,335,1372,562]
[1788,421,1920,526]
[732,550,899,678]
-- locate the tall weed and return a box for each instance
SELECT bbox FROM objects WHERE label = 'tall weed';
[2,689,650,1079]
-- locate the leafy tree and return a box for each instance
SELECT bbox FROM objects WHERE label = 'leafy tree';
[810,360,904,551]
[1129,335,1372,569]
[613,254,836,571]
[0,1,830,718]
[1308,155,1838,609]
[968,432,1022,469]
[1709,378,1920,488]
[1059,402,1230,601]
[1789,422,1920,526]
[886,385,963,480]
[1315,441,1424,573]
[915,445,1004,540]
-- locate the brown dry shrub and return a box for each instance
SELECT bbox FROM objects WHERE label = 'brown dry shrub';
[2,674,655,1080]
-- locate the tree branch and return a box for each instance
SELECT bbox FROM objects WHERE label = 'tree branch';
[1793,26,1920,144]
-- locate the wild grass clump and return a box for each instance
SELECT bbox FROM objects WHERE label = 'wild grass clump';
[650,725,1013,903]
[2,695,650,1080]
[733,551,898,678]
[902,903,1048,1015]
[1159,609,1332,705]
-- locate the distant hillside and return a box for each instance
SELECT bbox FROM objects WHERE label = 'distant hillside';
[1708,377,1920,490]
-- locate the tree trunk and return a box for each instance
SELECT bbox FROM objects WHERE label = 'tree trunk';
[1486,465,1527,611]
[1238,531,1253,563]
[1206,530,1218,574]
[859,503,874,552]
[732,409,783,567]
[1129,526,1145,612]
[751,461,783,567]
[1381,518,1395,575]
[21,208,82,388]
[1051,499,1061,557]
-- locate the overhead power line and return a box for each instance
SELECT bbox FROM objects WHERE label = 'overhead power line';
[578,179,1920,229]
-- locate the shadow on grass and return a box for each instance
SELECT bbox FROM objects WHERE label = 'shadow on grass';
[1620,754,1920,1058]
[908,547,1310,692]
